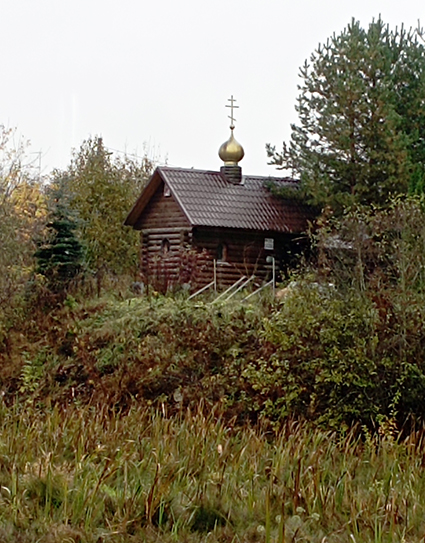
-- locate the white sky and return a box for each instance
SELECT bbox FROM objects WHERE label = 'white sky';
[1,0,424,177]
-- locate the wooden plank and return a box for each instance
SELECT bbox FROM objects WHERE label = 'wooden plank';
[143,227,192,235]
[147,233,185,241]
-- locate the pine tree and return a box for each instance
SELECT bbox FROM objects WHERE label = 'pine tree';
[267,18,425,212]
[35,181,84,293]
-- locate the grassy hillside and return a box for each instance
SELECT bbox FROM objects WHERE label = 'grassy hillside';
[4,275,425,431]
[2,280,425,431]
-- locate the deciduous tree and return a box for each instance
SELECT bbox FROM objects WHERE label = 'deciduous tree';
[60,137,154,281]
[0,126,46,346]
[0,127,45,300]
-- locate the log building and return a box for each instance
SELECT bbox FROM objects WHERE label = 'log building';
[125,100,314,292]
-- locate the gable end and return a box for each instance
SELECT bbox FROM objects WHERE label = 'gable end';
[125,168,191,230]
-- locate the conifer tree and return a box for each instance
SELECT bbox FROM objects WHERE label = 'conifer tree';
[35,180,84,293]
[267,18,425,212]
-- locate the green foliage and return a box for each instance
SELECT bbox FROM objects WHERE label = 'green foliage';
[35,217,83,286]
[19,352,45,394]
[61,137,154,278]
[314,197,425,421]
[243,285,381,429]
[202,196,425,426]
[267,18,425,211]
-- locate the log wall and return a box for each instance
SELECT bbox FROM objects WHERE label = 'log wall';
[193,228,275,289]
[136,181,189,230]
[135,182,194,292]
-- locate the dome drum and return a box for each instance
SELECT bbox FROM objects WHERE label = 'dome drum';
[220,165,242,185]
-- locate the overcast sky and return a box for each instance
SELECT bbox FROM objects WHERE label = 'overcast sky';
[1,0,424,178]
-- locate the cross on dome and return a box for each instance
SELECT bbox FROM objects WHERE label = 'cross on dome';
[219,95,244,169]
[225,95,239,129]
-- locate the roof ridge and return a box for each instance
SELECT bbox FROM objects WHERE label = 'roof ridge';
[158,166,299,183]
[244,175,299,182]
[158,165,221,175]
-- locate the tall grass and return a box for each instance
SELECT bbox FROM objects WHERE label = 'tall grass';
[0,401,424,542]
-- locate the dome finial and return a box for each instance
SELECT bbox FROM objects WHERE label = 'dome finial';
[219,95,245,165]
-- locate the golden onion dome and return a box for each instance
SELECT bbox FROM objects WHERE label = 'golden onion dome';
[218,129,245,165]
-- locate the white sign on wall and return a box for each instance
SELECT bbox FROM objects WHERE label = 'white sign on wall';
[264,238,274,250]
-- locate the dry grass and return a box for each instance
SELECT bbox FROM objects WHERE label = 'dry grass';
[0,401,424,542]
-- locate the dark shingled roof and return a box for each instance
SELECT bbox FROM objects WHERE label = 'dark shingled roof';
[125,166,313,233]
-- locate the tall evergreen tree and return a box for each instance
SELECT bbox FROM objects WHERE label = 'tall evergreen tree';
[35,180,84,293]
[267,18,425,212]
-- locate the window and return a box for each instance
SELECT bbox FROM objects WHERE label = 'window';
[217,243,228,262]
[163,184,171,197]
[161,238,170,255]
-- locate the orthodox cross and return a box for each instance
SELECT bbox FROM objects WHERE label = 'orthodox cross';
[226,95,239,129]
